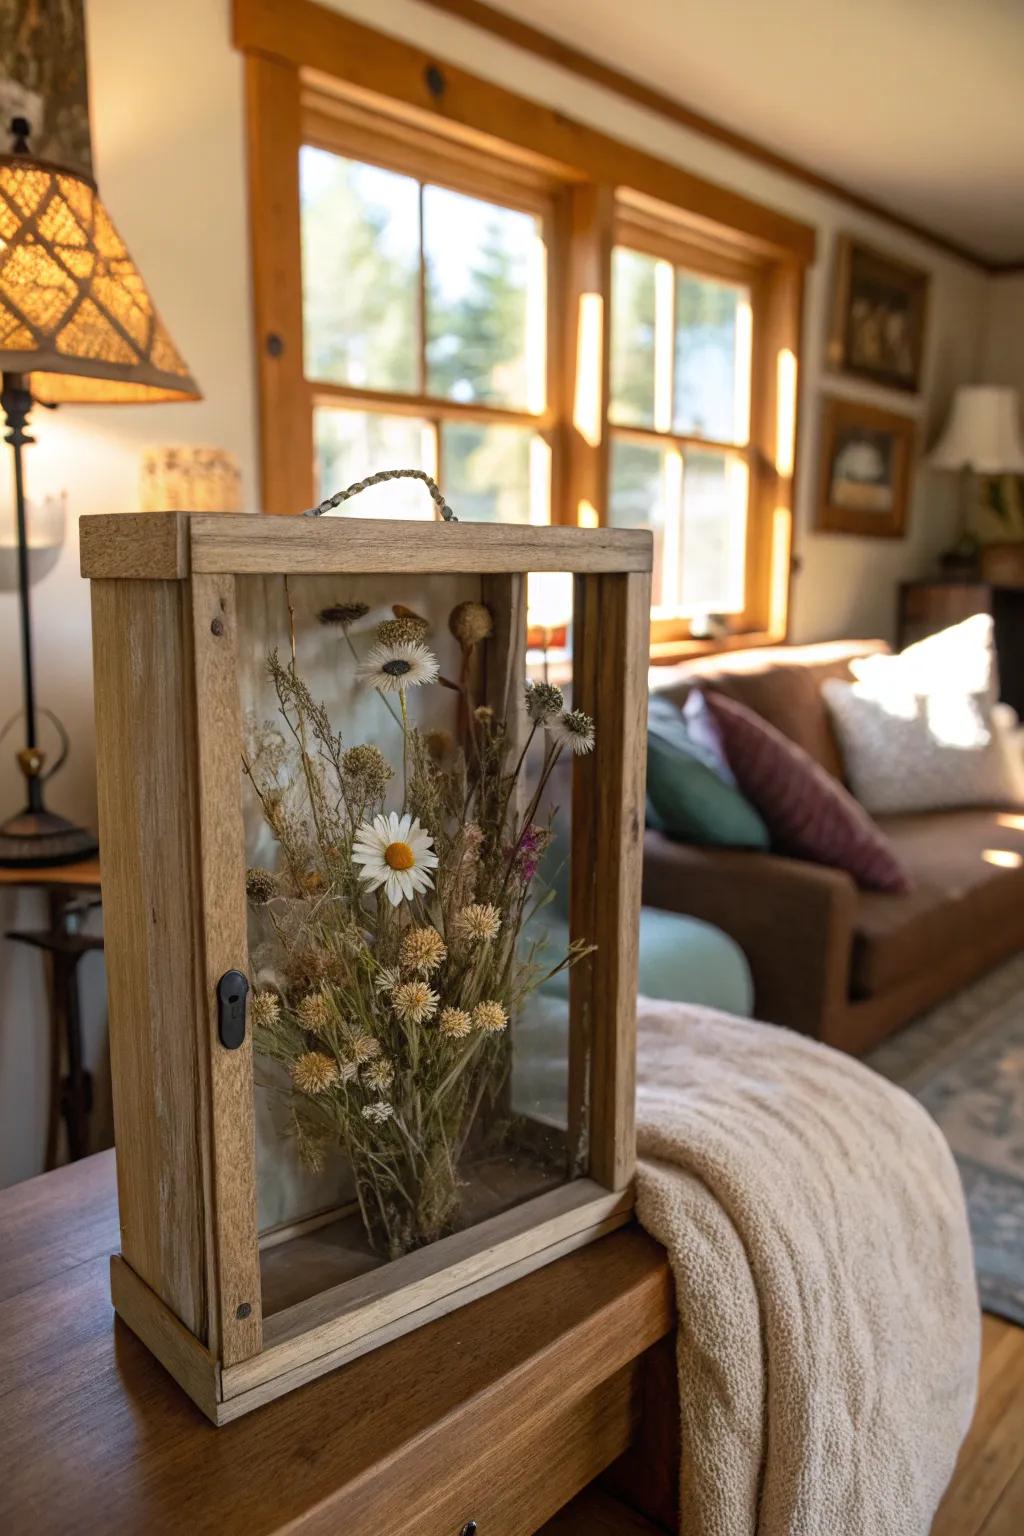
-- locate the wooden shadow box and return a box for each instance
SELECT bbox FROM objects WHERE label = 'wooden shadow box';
[81,512,651,1423]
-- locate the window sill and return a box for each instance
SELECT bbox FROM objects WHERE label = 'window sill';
[649,629,786,666]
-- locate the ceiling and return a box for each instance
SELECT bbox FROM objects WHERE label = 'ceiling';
[483,0,1024,265]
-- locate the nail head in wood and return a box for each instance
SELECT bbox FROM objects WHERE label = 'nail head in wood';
[425,64,445,98]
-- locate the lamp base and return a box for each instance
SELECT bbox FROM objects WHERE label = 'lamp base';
[0,805,98,869]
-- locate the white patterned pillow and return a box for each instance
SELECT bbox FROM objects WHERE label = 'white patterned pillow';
[822,616,1024,816]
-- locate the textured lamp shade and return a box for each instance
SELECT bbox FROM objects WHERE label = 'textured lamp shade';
[0,155,200,403]
[929,385,1024,475]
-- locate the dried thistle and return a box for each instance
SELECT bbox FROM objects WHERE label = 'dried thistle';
[318,601,370,628]
[362,1100,394,1124]
[391,980,439,1025]
[525,679,564,723]
[363,1056,395,1093]
[424,728,456,764]
[250,990,280,1030]
[341,743,393,798]
[245,867,277,905]
[472,1000,508,1034]
[400,925,447,977]
[453,903,502,944]
[291,1051,340,1095]
[296,990,332,1036]
[344,1026,381,1063]
[377,614,429,646]
[438,1006,473,1039]
[449,600,493,648]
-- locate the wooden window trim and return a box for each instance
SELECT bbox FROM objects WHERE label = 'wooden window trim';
[608,198,794,653]
[237,0,806,651]
[298,96,562,521]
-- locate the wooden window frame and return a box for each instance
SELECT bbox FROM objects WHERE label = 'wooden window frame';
[301,90,564,519]
[236,0,811,657]
[609,205,773,651]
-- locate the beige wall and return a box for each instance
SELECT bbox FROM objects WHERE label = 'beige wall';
[984,274,1024,390]
[0,0,998,1184]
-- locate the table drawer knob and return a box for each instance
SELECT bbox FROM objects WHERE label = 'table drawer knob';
[459,1524,478,1535]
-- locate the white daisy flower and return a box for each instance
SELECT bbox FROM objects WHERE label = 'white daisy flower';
[351,811,438,907]
[548,708,596,756]
[359,640,439,695]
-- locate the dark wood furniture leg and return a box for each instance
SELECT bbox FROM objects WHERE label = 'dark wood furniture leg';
[6,901,102,1165]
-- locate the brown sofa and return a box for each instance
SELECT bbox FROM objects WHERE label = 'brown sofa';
[643,641,1024,1055]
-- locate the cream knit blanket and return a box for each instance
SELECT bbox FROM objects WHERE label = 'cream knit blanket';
[634,998,979,1536]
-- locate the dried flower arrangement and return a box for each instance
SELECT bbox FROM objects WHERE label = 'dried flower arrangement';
[243,581,595,1262]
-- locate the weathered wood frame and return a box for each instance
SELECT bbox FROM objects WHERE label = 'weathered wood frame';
[84,511,651,1423]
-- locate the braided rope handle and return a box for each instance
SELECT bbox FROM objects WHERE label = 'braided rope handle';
[302,469,457,522]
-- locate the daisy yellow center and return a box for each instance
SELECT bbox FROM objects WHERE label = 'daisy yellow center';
[384,840,415,871]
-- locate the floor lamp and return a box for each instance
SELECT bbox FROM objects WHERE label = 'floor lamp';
[0,117,200,867]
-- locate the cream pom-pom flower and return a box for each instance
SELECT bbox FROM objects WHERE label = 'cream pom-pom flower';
[547,708,596,756]
[351,811,438,906]
[358,640,439,694]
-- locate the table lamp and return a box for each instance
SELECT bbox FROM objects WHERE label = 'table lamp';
[0,116,200,867]
[928,385,1024,574]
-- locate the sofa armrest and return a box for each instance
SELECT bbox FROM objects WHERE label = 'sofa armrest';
[641,832,858,1037]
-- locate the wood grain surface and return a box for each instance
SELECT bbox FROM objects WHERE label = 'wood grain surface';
[0,1153,673,1534]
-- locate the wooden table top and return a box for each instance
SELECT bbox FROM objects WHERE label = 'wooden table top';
[0,857,101,891]
[0,1153,672,1535]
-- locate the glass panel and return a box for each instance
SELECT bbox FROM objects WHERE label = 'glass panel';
[680,451,749,616]
[674,271,751,444]
[609,247,657,428]
[300,146,419,391]
[314,408,434,517]
[609,436,678,615]
[237,573,587,1313]
[424,185,545,411]
[441,422,545,524]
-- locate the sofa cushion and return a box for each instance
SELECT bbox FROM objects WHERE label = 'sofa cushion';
[651,639,889,776]
[851,809,1024,997]
[646,695,770,848]
[823,616,1024,816]
[700,689,911,893]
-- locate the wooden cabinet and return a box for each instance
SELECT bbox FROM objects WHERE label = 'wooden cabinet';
[898,581,1024,718]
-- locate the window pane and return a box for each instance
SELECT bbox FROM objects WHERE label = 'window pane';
[674,272,751,444]
[424,186,545,411]
[442,422,546,523]
[609,247,657,428]
[300,147,419,391]
[680,452,748,615]
[314,409,434,518]
[609,437,676,612]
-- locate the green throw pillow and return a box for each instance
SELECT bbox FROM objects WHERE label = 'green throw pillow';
[646,697,770,849]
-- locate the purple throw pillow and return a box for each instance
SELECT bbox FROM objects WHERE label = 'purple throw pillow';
[699,689,911,894]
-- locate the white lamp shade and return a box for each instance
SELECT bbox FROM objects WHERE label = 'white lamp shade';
[928,385,1024,474]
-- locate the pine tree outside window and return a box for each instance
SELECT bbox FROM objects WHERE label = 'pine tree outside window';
[299,128,552,526]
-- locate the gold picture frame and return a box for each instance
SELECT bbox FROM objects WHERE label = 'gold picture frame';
[817,396,916,539]
[827,235,930,393]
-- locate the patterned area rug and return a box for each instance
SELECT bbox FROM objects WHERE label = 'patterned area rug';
[869,954,1024,1325]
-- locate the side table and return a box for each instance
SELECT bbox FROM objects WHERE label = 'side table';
[0,1153,677,1535]
[0,857,102,1166]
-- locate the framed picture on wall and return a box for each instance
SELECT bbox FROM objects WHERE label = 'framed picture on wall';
[816,396,916,539]
[827,235,930,392]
